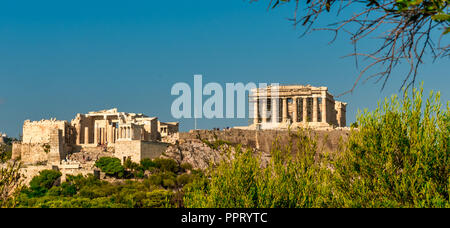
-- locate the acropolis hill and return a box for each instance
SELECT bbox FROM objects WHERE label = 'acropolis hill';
[10,84,349,183]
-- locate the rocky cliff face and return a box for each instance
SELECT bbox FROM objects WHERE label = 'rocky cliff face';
[161,139,271,170]
[164,129,350,170]
[161,139,233,170]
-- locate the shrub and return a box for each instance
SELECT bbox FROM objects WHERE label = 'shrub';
[333,86,449,208]
[0,144,12,163]
[163,179,176,189]
[95,157,125,178]
[27,170,62,197]
[180,163,193,172]
[142,189,173,208]
[60,182,77,197]
[153,158,180,173]
[0,160,23,207]
[124,157,140,171]
[140,158,157,171]
[66,174,102,190]
[176,173,195,187]
[46,182,76,197]
[148,172,177,189]
[183,130,333,208]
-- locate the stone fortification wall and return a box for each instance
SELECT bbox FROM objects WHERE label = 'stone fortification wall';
[22,119,69,144]
[13,128,67,165]
[115,140,169,163]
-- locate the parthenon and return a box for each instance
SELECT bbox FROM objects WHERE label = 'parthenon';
[249,85,346,129]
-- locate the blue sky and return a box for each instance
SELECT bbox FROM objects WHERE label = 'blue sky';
[0,0,448,137]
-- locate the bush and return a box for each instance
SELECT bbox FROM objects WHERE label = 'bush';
[27,170,62,197]
[180,163,193,172]
[140,158,157,171]
[0,144,12,163]
[148,172,177,189]
[95,157,125,178]
[124,157,140,171]
[333,86,449,208]
[176,173,195,187]
[46,183,76,197]
[153,158,180,173]
[15,173,177,208]
[184,131,333,208]
[60,182,77,197]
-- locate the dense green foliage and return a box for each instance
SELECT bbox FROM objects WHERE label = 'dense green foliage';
[0,161,23,208]
[184,135,334,208]
[24,170,62,198]
[0,144,12,163]
[184,87,449,208]
[334,87,449,207]
[17,174,174,208]
[95,157,125,178]
[14,158,202,208]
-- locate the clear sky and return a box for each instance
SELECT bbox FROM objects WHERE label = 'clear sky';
[0,0,448,137]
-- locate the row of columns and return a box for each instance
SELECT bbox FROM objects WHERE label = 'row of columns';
[92,126,118,145]
[76,115,139,145]
[118,126,133,140]
[253,96,328,124]
[81,124,131,145]
[90,125,135,145]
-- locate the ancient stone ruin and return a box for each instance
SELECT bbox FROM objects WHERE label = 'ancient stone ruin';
[244,85,347,130]
[12,108,179,166]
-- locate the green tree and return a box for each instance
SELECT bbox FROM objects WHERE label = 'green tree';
[140,158,157,171]
[27,170,62,197]
[333,85,449,207]
[0,144,12,163]
[184,132,333,208]
[0,161,24,208]
[153,158,180,173]
[95,157,125,178]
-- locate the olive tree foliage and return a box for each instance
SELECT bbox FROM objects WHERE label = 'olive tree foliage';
[0,161,24,208]
[183,132,334,208]
[334,85,449,207]
[252,0,449,93]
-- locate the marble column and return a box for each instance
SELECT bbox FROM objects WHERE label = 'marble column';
[293,97,298,123]
[282,98,288,122]
[303,98,308,123]
[313,97,318,122]
[76,125,81,145]
[104,116,108,144]
[272,98,279,123]
[112,125,116,143]
[261,98,267,123]
[322,96,327,123]
[93,125,98,145]
[253,98,259,124]
[84,127,89,144]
